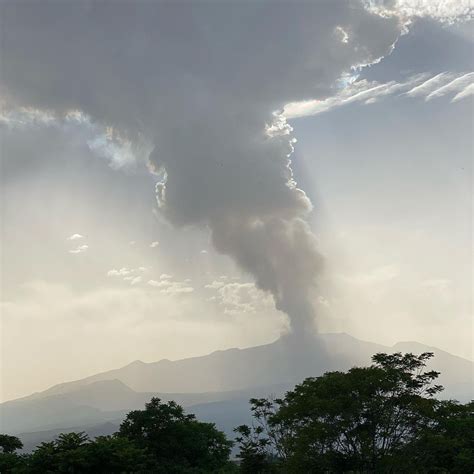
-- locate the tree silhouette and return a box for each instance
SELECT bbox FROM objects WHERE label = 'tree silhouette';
[24,432,149,473]
[119,397,233,473]
[0,435,23,454]
[235,352,473,473]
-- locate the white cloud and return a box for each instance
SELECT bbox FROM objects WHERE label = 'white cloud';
[160,283,194,295]
[452,83,474,102]
[107,267,131,277]
[148,278,194,295]
[335,26,349,44]
[205,280,226,290]
[67,233,84,241]
[87,128,150,170]
[150,241,159,248]
[404,72,455,97]
[0,106,56,129]
[107,267,149,285]
[396,0,473,23]
[160,273,173,280]
[284,75,423,118]
[425,73,474,101]
[284,71,473,119]
[130,276,142,285]
[366,0,473,23]
[150,279,171,288]
[69,244,88,254]
[0,106,151,170]
[205,280,274,316]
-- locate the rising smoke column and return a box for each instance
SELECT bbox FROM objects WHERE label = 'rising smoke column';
[150,111,323,334]
[0,1,403,332]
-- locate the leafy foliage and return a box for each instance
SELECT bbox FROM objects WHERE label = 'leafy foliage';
[0,399,233,473]
[119,397,233,473]
[0,434,23,454]
[18,432,149,473]
[404,400,474,473]
[235,352,473,473]
[0,435,25,474]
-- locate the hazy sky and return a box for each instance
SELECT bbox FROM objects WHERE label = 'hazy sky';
[1,1,473,402]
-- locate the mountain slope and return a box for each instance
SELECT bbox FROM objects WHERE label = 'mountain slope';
[32,333,388,395]
[30,333,472,397]
[1,333,472,440]
[0,378,290,435]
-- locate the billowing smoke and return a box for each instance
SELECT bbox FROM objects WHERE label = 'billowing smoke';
[0,1,402,332]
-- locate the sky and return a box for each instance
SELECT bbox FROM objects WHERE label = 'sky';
[0,0,473,402]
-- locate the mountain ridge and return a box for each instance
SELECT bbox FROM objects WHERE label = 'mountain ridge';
[12,333,473,402]
[1,333,472,441]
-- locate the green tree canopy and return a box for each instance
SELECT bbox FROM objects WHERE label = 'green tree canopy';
[25,432,149,473]
[0,434,25,474]
[0,434,23,454]
[118,397,233,473]
[235,352,473,473]
[406,399,474,473]
[0,398,234,473]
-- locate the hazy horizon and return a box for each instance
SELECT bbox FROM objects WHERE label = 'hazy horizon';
[1,0,473,403]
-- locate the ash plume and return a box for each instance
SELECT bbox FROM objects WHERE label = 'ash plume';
[0,1,403,332]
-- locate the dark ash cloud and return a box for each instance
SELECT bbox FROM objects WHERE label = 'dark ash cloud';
[0,0,403,332]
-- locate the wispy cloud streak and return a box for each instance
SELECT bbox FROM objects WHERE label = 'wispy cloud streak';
[284,71,473,119]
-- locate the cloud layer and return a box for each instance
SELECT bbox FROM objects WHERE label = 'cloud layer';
[0,1,411,332]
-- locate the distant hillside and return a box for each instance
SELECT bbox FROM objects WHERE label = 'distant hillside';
[17,422,120,453]
[0,378,286,435]
[23,333,391,396]
[1,333,472,448]
[27,333,472,397]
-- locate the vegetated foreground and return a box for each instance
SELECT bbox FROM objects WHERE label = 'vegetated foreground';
[0,352,472,473]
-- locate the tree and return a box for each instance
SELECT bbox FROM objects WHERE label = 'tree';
[0,399,235,473]
[26,432,89,473]
[406,400,474,473]
[235,352,462,473]
[0,435,23,454]
[118,397,233,473]
[234,396,289,473]
[79,435,150,473]
[25,432,149,473]
[0,434,26,474]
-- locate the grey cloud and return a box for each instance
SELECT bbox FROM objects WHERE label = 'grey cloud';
[0,1,403,332]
